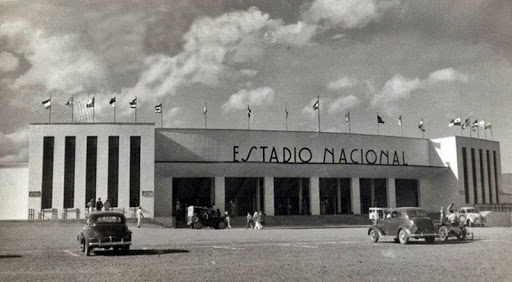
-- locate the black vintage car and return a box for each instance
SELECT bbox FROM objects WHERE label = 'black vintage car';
[77,211,132,256]
[368,207,436,245]
[186,206,227,229]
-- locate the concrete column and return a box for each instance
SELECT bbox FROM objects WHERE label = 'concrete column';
[52,136,65,214]
[96,135,108,206]
[387,178,396,208]
[215,177,225,214]
[118,135,130,212]
[351,177,361,214]
[264,177,275,216]
[337,178,342,213]
[74,135,86,213]
[28,132,43,213]
[310,177,320,215]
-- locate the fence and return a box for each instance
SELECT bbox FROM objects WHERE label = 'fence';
[62,208,81,219]
[475,203,512,212]
[38,208,58,220]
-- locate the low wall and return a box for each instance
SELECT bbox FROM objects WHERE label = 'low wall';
[484,212,511,227]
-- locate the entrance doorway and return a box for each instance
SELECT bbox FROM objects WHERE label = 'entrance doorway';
[225,177,263,217]
[172,178,213,221]
[360,178,387,214]
[395,179,419,207]
[319,178,351,214]
[274,178,310,215]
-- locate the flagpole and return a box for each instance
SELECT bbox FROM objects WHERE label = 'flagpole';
[93,95,95,123]
[491,127,493,140]
[400,116,403,137]
[484,127,487,140]
[135,96,137,123]
[160,103,163,128]
[204,103,207,129]
[377,112,380,136]
[348,111,351,134]
[248,104,250,130]
[317,96,321,133]
[49,95,52,124]
[71,96,74,122]
[114,96,116,123]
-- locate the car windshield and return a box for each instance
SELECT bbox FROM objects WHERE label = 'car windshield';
[94,216,123,224]
[466,208,478,213]
[406,210,428,217]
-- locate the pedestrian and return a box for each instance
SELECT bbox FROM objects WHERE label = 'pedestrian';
[225,211,232,229]
[176,201,182,219]
[104,199,111,211]
[246,212,253,229]
[136,206,144,228]
[440,207,446,224]
[254,211,263,230]
[96,198,103,212]
[87,199,95,214]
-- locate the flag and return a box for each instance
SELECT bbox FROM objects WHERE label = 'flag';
[285,107,289,118]
[461,118,470,130]
[471,119,479,131]
[345,111,350,122]
[418,119,425,132]
[203,103,207,115]
[155,104,162,113]
[130,98,137,108]
[398,115,402,126]
[86,98,95,108]
[485,122,492,129]
[65,97,73,106]
[377,115,385,124]
[449,117,461,127]
[109,97,116,107]
[247,105,252,118]
[478,120,485,128]
[312,99,319,110]
[42,97,51,109]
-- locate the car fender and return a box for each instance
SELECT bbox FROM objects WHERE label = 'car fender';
[398,225,412,237]
[368,226,384,236]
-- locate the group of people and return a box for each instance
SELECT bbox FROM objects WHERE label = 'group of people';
[87,198,111,214]
[440,203,458,224]
[246,211,264,230]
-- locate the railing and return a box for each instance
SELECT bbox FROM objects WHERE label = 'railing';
[475,203,512,212]
[39,208,58,220]
[62,208,80,219]
[28,209,35,220]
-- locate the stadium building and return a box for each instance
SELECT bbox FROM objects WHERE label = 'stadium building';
[0,123,505,223]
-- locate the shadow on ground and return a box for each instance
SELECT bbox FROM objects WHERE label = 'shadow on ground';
[0,255,22,259]
[93,249,189,256]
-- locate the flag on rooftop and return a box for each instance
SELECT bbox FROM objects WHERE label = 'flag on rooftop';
[86,98,95,108]
[398,115,402,126]
[449,117,461,127]
[65,97,73,106]
[471,119,479,131]
[203,103,207,115]
[418,119,425,132]
[345,111,350,122]
[485,122,492,129]
[377,115,385,124]
[478,120,485,127]
[42,97,51,109]
[247,105,252,118]
[461,118,470,129]
[285,107,289,118]
[130,97,137,108]
[109,97,116,107]
[155,104,162,114]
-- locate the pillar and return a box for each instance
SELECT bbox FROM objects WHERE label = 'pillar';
[387,178,396,208]
[215,177,225,214]
[351,177,361,214]
[264,177,275,216]
[74,135,86,214]
[118,135,131,211]
[96,135,108,207]
[52,136,64,214]
[310,177,320,215]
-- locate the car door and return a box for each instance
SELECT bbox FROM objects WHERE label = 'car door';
[384,211,401,235]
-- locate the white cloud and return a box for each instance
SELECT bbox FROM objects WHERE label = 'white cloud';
[427,68,469,83]
[371,75,421,115]
[223,87,275,111]
[0,52,19,72]
[302,0,400,29]
[273,21,318,46]
[0,128,29,163]
[0,20,108,93]
[327,76,357,90]
[328,95,361,113]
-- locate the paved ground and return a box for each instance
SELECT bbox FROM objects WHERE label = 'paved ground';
[1,221,512,281]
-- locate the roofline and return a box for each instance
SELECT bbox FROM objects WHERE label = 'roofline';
[31,122,155,126]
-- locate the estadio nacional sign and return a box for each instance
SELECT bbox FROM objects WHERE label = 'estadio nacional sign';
[233,145,408,165]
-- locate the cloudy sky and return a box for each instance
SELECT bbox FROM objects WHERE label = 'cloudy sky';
[1,0,512,172]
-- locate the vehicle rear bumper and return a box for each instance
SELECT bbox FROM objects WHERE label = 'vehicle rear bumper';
[89,239,131,247]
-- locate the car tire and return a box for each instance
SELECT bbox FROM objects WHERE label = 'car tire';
[192,216,199,223]
[369,229,379,243]
[439,226,449,241]
[85,238,92,256]
[425,236,435,244]
[459,215,466,224]
[398,229,409,245]
[457,232,466,241]
[217,221,227,230]
[193,221,203,229]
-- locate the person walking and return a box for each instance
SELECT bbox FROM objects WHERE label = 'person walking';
[87,199,95,215]
[136,206,144,228]
[246,212,253,229]
[96,198,103,212]
[254,211,263,230]
[104,199,111,211]
[225,211,232,229]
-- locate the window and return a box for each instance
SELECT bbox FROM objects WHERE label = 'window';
[130,136,141,207]
[85,136,97,207]
[462,148,469,203]
[41,137,54,209]
[63,137,76,209]
[108,136,119,207]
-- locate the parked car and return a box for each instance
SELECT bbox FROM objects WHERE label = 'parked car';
[368,207,436,245]
[186,206,227,229]
[458,207,485,227]
[77,211,132,256]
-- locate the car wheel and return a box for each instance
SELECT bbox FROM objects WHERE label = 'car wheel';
[217,221,227,230]
[192,216,199,223]
[457,231,466,241]
[193,221,203,229]
[439,226,449,241]
[459,215,466,224]
[398,229,409,245]
[466,229,474,240]
[425,236,435,244]
[369,229,379,243]
[85,238,92,256]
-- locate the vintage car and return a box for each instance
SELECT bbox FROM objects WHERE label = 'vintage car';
[77,211,132,256]
[186,206,227,229]
[458,207,486,227]
[368,207,436,245]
